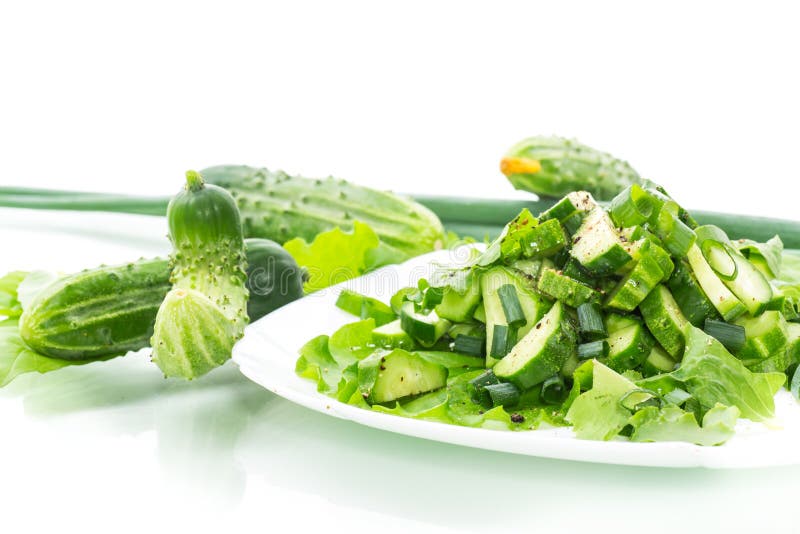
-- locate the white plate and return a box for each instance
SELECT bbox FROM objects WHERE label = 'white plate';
[233,247,800,469]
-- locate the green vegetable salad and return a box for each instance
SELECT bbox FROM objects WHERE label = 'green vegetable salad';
[296,185,800,445]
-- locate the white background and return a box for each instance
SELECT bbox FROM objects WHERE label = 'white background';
[1,1,799,533]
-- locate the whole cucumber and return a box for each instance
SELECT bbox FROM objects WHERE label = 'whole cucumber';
[19,238,303,360]
[500,136,649,201]
[201,165,446,258]
[150,171,249,379]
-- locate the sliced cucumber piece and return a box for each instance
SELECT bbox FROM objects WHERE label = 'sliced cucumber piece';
[686,244,746,321]
[414,350,484,370]
[336,289,396,326]
[717,244,773,316]
[786,323,800,367]
[605,323,652,372]
[604,312,640,334]
[642,346,677,377]
[570,208,632,275]
[493,302,577,389]
[358,349,448,404]
[747,350,789,373]
[536,267,600,308]
[372,319,416,350]
[472,301,486,323]
[399,301,451,347]
[524,218,568,258]
[539,191,597,222]
[667,260,720,326]
[604,253,665,312]
[733,311,788,363]
[639,285,688,359]
[481,266,549,366]
[435,277,482,322]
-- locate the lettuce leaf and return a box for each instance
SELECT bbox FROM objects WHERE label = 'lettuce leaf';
[284,221,407,292]
[0,271,28,318]
[295,319,569,431]
[672,326,785,422]
[629,404,739,446]
[736,235,783,278]
[0,317,105,387]
[565,361,638,440]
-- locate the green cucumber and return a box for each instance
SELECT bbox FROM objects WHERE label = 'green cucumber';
[493,302,578,389]
[481,266,549,366]
[536,267,600,308]
[570,208,632,275]
[500,136,645,200]
[150,171,250,379]
[733,311,788,363]
[336,289,395,326]
[639,285,688,359]
[641,346,677,377]
[372,319,416,350]
[358,349,447,404]
[686,244,746,321]
[539,191,597,222]
[202,165,445,258]
[786,323,800,367]
[399,301,450,347]
[666,261,720,326]
[522,218,569,258]
[19,239,302,360]
[707,243,773,316]
[435,277,482,322]
[603,312,640,334]
[604,253,665,312]
[605,323,653,372]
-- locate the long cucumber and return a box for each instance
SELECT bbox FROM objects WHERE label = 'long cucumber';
[19,239,304,360]
[2,188,800,248]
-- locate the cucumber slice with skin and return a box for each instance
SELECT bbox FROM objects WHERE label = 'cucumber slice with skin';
[481,266,549,367]
[472,301,486,323]
[493,302,578,389]
[639,285,688,359]
[372,319,416,350]
[604,253,665,312]
[667,261,720,326]
[357,348,448,404]
[570,208,632,275]
[686,244,746,321]
[523,218,569,258]
[399,301,450,347]
[716,244,773,316]
[604,312,641,334]
[733,311,788,363]
[786,323,800,367]
[435,278,482,322]
[605,323,653,372]
[642,346,677,377]
[539,191,597,222]
[536,267,600,308]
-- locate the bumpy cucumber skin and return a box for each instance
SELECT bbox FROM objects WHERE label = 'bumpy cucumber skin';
[20,259,170,360]
[151,174,249,379]
[201,165,446,258]
[501,136,647,201]
[19,239,304,361]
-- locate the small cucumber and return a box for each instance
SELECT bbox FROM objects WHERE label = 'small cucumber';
[151,171,249,379]
[19,239,302,360]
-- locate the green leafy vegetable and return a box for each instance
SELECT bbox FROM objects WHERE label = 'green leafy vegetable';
[628,404,739,446]
[565,361,639,440]
[0,271,27,318]
[284,221,406,292]
[672,326,785,422]
[736,235,783,278]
